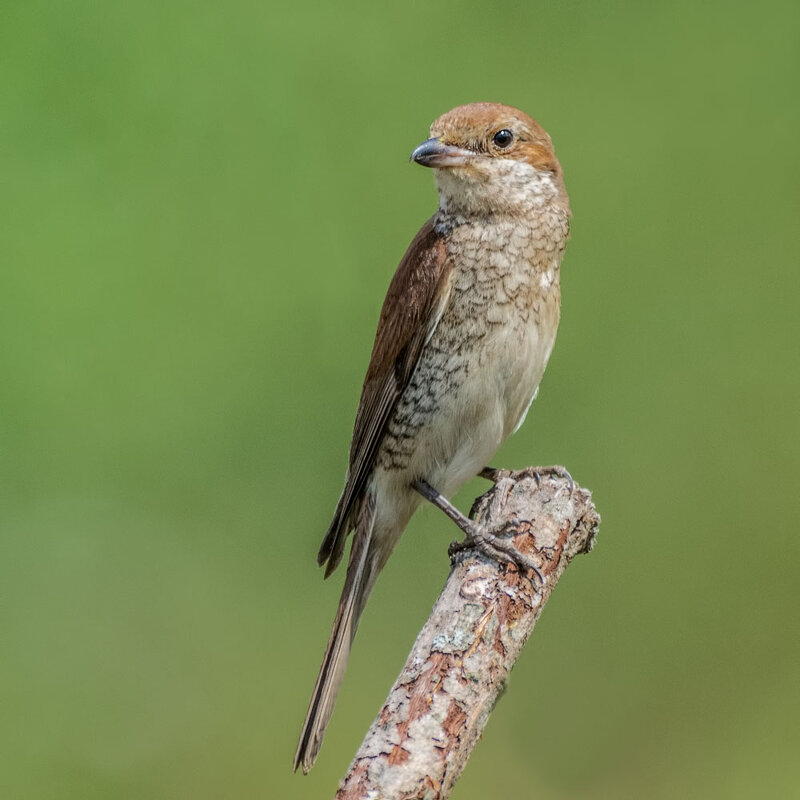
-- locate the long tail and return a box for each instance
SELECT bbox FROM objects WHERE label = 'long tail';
[293,503,378,773]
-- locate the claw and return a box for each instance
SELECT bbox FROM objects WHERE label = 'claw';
[527,465,574,495]
[449,524,543,585]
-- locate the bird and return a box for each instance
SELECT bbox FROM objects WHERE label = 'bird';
[293,102,571,773]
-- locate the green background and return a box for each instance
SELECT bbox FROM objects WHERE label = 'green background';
[2,1,798,798]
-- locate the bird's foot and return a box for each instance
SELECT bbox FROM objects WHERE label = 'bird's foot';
[448,520,543,584]
[521,465,574,494]
[479,466,509,482]
[412,478,542,583]
[481,465,573,494]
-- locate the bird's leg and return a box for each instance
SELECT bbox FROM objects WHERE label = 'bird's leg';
[412,479,542,583]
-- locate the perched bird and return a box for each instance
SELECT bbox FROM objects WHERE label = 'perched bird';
[294,102,571,773]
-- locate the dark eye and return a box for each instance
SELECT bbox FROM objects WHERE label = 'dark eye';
[492,129,514,148]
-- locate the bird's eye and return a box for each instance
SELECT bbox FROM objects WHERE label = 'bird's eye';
[492,129,514,148]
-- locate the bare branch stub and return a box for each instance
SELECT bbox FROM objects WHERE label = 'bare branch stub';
[335,468,600,800]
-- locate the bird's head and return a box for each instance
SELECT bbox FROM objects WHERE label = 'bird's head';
[411,102,568,219]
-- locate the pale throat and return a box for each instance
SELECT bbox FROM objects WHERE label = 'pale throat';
[433,159,560,222]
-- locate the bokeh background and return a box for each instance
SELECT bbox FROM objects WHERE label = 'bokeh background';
[2,1,798,798]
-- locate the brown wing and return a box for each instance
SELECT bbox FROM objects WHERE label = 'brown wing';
[317,216,453,576]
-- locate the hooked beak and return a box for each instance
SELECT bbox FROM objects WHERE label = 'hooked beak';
[410,137,474,168]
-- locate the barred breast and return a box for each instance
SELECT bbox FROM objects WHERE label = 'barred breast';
[375,207,568,499]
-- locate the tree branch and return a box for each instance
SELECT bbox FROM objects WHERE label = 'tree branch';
[335,467,600,800]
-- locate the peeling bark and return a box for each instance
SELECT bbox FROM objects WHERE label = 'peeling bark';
[335,468,600,800]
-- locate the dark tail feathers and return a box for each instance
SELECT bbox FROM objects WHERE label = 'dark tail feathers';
[294,502,376,773]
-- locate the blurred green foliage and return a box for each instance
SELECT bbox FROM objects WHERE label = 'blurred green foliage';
[1,1,798,797]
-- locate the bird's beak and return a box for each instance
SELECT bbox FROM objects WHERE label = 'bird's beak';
[410,138,474,168]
